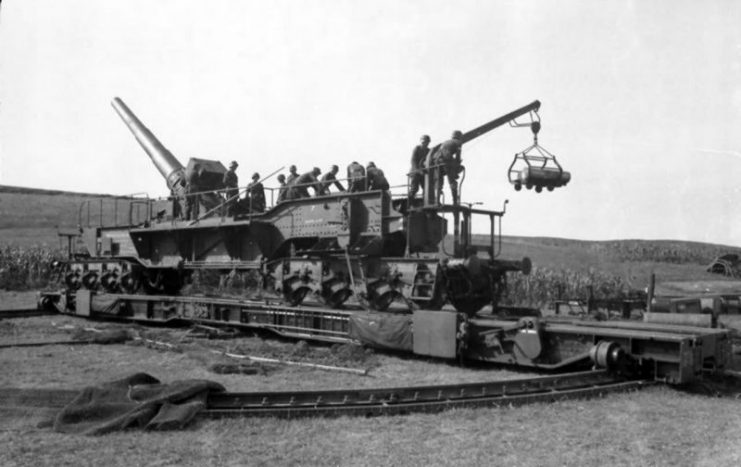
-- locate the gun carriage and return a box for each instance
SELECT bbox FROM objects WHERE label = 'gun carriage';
[41,98,732,387]
[61,98,564,315]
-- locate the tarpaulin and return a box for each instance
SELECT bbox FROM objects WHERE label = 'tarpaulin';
[348,312,412,351]
[50,373,225,435]
[91,293,121,314]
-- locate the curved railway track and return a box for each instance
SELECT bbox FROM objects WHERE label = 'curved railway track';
[0,308,56,319]
[203,370,652,419]
[0,371,652,419]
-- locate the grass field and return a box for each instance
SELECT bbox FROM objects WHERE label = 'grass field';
[2,314,741,467]
[3,387,741,467]
[3,185,741,465]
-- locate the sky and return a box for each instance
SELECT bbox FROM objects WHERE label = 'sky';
[1,0,740,245]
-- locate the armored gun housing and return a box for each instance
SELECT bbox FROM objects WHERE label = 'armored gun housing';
[61,97,549,315]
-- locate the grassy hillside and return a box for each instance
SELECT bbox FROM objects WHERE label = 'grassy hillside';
[2,184,740,294]
[0,185,144,247]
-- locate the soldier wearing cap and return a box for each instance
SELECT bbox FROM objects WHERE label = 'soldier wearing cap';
[319,165,346,195]
[223,160,239,216]
[408,134,430,202]
[434,130,464,205]
[276,174,288,203]
[366,161,390,191]
[286,165,299,186]
[246,172,266,213]
[291,167,322,199]
[185,163,205,220]
[347,161,366,192]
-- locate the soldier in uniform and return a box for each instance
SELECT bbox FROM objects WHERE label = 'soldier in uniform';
[185,163,204,220]
[291,167,322,199]
[222,160,239,216]
[246,172,266,213]
[286,165,299,186]
[347,161,366,192]
[319,165,346,195]
[366,162,390,191]
[434,130,463,205]
[408,134,430,202]
[276,174,288,203]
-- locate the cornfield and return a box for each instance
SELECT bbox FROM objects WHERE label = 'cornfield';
[0,246,64,290]
[503,266,633,309]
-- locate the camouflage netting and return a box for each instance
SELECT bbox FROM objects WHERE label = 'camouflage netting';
[45,373,225,436]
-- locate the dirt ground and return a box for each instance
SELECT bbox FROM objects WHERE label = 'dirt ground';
[3,291,741,466]
[0,290,39,311]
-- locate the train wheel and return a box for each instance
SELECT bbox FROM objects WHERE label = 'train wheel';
[322,289,352,308]
[64,271,81,290]
[370,291,400,311]
[100,272,120,293]
[449,296,489,316]
[81,271,99,290]
[120,272,141,294]
[284,287,310,306]
[321,281,352,308]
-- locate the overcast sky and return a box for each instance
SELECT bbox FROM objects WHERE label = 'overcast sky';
[1,1,740,245]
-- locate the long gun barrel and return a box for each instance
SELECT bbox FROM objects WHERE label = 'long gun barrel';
[111,97,186,194]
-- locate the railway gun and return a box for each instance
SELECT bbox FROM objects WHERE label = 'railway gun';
[60,98,556,315]
[40,97,732,397]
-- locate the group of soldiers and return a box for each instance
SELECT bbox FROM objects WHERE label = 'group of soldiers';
[408,130,464,205]
[180,129,462,220]
[221,161,265,216]
[181,161,266,220]
[273,162,389,203]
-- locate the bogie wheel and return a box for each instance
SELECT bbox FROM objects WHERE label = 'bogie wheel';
[322,289,352,309]
[449,296,489,317]
[100,273,120,293]
[370,291,399,311]
[82,271,99,290]
[64,271,82,290]
[120,272,141,294]
[284,287,310,307]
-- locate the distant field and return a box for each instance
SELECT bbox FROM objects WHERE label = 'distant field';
[0,185,144,247]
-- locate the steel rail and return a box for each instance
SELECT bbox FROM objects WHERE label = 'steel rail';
[203,370,653,419]
[0,371,653,420]
[0,308,56,319]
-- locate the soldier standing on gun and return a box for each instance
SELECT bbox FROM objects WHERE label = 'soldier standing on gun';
[185,163,204,220]
[286,165,299,185]
[347,161,366,192]
[223,160,239,216]
[408,134,430,202]
[276,174,288,203]
[246,172,266,213]
[366,162,390,191]
[435,130,463,205]
[319,165,346,195]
